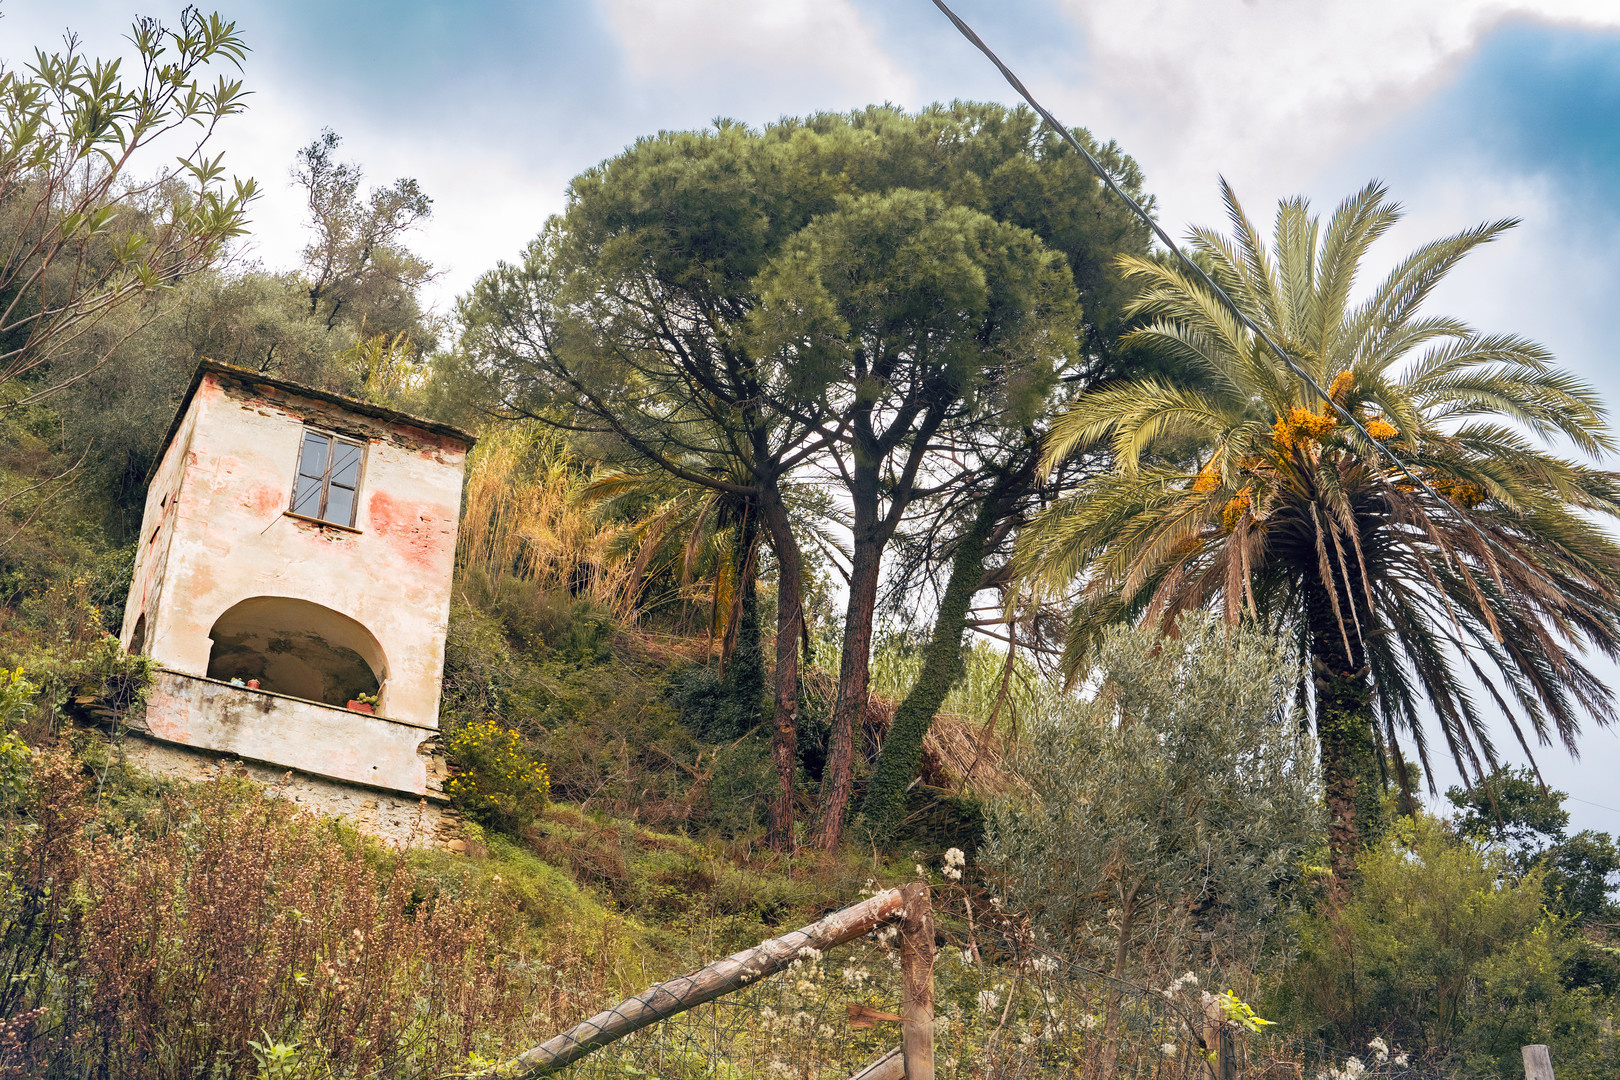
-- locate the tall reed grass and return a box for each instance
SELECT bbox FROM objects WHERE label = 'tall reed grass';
[456,426,642,620]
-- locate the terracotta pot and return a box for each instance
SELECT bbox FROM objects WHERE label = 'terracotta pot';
[347,701,374,713]
[246,679,260,690]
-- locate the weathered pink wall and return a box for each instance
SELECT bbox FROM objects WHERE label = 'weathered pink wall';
[121,367,470,794]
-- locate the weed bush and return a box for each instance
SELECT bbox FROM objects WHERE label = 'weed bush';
[446,717,552,831]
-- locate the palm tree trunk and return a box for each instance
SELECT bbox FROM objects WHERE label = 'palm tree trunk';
[1305,584,1383,898]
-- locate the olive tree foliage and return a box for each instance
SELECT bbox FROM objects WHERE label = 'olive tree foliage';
[983,613,1323,983]
[0,9,256,398]
[293,129,433,341]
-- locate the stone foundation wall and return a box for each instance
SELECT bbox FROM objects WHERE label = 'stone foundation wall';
[122,735,463,850]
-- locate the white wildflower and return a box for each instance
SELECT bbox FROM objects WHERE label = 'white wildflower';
[977,989,1001,1012]
[1160,1042,1178,1058]
[1368,1037,1389,1064]
[796,946,822,962]
[945,847,966,867]
[1032,954,1057,974]
[961,948,975,964]
[1344,1056,1366,1078]
[1176,971,1199,989]
[1079,1014,1098,1031]
[916,863,928,878]
[1394,1052,1409,1067]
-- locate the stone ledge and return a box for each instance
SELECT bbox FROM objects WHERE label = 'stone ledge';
[137,668,447,798]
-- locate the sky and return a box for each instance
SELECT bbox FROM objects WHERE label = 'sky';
[5,0,1620,830]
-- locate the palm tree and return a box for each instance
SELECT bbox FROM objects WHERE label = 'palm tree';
[1018,181,1620,887]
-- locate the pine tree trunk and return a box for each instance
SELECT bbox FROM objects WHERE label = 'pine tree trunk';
[815,536,881,850]
[859,494,1001,840]
[816,463,883,851]
[761,484,803,852]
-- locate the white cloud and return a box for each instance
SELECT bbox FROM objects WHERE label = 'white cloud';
[1045,0,1620,225]
[598,0,915,108]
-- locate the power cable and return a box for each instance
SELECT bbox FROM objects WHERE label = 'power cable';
[928,0,1557,585]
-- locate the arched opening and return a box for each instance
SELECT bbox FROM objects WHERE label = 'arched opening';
[206,597,387,710]
[127,613,147,656]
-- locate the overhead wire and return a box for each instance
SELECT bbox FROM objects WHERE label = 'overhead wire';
[927,0,1558,588]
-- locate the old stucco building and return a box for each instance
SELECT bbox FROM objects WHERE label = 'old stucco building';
[121,360,473,818]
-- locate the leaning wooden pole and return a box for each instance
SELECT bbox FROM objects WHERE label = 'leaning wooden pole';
[480,885,914,1079]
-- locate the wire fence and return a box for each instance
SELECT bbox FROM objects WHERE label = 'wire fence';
[543,928,1450,1080]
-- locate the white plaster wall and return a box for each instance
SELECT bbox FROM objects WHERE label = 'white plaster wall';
[121,404,199,651]
[139,374,467,728]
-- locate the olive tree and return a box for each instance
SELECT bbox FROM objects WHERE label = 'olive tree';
[0,8,256,398]
[983,613,1322,1077]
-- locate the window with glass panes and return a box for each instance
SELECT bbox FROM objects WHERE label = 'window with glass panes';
[290,429,365,527]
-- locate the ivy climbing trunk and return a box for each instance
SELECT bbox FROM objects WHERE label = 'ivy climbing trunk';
[1305,580,1383,898]
[859,492,1002,840]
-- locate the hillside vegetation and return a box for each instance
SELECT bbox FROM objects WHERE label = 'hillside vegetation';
[4,11,1620,1080]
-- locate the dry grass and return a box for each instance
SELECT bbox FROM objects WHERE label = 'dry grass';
[0,754,584,1079]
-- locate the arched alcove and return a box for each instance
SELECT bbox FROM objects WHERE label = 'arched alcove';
[128,613,147,656]
[206,597,387,709]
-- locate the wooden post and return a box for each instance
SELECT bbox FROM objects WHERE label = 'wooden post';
[1522,1044,1555,1080]
[900,881,935,1080]
[1201,994,1236,1080]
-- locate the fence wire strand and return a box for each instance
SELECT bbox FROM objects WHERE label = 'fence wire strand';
[542,931,1453,1080]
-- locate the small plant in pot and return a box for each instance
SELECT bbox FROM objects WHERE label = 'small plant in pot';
[347,692,379,714]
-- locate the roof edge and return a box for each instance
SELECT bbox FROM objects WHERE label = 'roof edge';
[148,359,476,483]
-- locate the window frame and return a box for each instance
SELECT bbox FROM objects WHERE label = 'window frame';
[288,427,368,528]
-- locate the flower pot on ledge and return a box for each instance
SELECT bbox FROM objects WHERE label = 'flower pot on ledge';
[347,701,374,714]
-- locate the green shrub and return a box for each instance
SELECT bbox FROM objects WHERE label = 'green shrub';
[983,613,1322,984]
[0,668,36,808]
